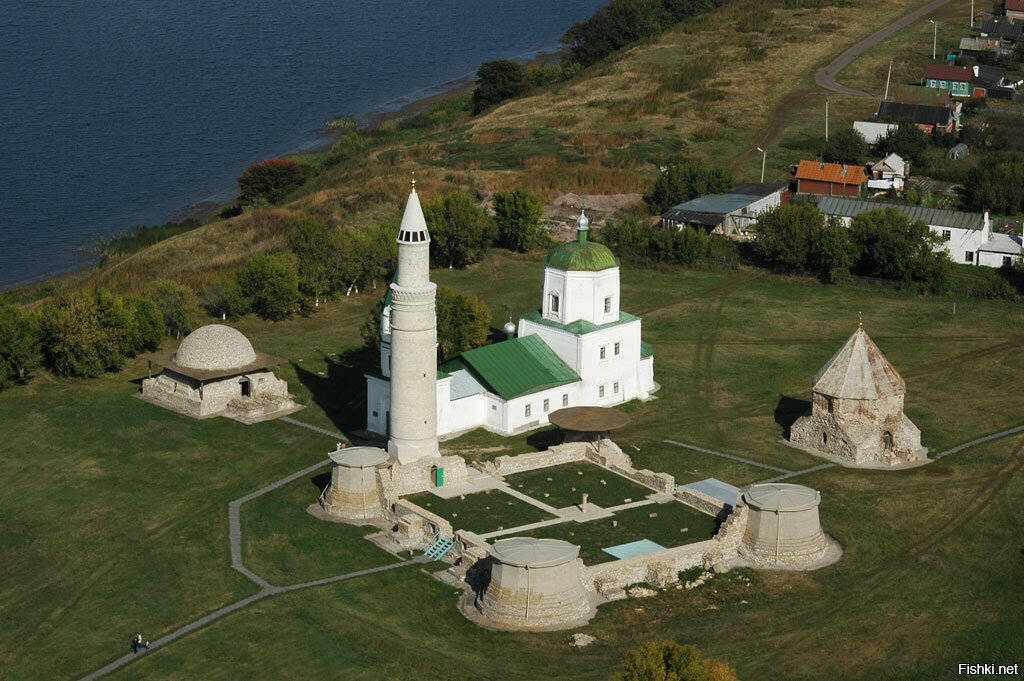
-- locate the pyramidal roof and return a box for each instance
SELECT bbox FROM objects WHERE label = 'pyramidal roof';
[397,184,429,244]
[812,326,905,399]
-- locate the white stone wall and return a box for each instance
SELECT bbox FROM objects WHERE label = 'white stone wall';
[675,488,732,516]
[542,267,620,327]
[492,443,588,476]
[142,369,289,417]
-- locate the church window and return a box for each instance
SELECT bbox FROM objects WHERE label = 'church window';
[613,381,620,394]
[550,292,560,314]
[825,396,833,413]
[599,385,606,398]
[419,231,426,241]
[491,405,497,411]
[543,398,549,412]
[614,342,621,356]
[562,394,569,407]
[941,229,951,241]
[525,404,532,417]
[883,431,893,450]
[600,346,606,360]
[822,432,828,444]
[604,296,612,313]
[965,251,974,263]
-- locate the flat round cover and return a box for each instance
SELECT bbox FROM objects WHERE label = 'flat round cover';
[329,446,389,468]
[548,406,629,432]
[742,483,820,512]
[491,537,579,568]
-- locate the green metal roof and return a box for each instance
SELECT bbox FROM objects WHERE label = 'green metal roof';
[520,309,640,335]
[641,341,654,358]
[440,335,579,400]
[544,240,618,271]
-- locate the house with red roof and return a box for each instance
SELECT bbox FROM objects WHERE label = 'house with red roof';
[1006,0,1024,21]
[923,64,973,96]
[793,161,867,197]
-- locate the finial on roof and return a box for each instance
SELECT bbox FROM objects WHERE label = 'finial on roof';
[858,311,863,328]
[410,172,416,193]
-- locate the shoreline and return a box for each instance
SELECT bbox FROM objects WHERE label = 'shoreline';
[3,46,564,294]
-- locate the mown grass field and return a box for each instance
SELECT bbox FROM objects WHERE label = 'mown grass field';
[3,250,1023,680]
[505,462,655,510]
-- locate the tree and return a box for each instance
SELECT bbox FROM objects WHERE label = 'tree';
[237,251,300,321]
[648,161,734,214]
[236,158,306,205]
[673,225,709,265]
[201,277,251,321]
[94,288,140,370]
[618,641,740,681]
[809,217,855,283]
[964,151,1024,214]
[822,127,868,165]
[493,188,546,252]
[597,216,660,264]
[754,202,824,272]
[127,296,166,352]
[876,120,930,168]
[423,191,496,268]
[286,217,340,306]
[0,302,42,389]
[41,291,106,378]
[848,207,950,291]
[471,59,527,114]
[147,280,199,339]
[436,286,491,360]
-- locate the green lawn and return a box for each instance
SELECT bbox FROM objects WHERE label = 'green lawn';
[4,253,1024,680]
[504,462,656,510]
[404,489,554,535]
[517,501,721,565]
[241,473,398,586]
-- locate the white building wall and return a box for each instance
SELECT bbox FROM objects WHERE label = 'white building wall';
[518,322,581,373]
[544,268,620,326]
[577,321,643,404]
[929,225,985,265]
[978,250,1022,268]
[441,392,487,435]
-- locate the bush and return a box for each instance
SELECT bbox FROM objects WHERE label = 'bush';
[618,641,739,681]
[0,303,42,389]
[324,131,366,166]
[423,191,496,268]
[237,252,300,321]
[493,188,547,252]
[471,60,527,114]
[648,161,734,214]
[236,158,306,205]
[822,127,867,165]
[147,280,199,339]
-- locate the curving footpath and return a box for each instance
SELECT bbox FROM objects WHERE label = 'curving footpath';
[815,0,954,96]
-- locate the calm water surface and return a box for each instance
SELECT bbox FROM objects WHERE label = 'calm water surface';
[0,1,605,288]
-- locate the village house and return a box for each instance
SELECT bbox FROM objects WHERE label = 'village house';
[793,161,867,197]
[920,64,1009,98]
[867,153,907,191]
[797,195,1023,268]
[660,181,788,235]
[979,19,1024,45]
[1005,0,1024,21]
[877,101,957,134]
[959,36,1009,59]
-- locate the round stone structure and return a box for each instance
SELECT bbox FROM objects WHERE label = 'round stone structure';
[320,447,390,520]
[739,483,827,566]
[479,537,592,630]
[173,324,257,370]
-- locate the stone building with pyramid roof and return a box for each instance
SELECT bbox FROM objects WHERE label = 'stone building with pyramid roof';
[789,324,924,466]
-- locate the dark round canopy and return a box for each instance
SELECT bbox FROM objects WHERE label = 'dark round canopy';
[548,406,630,433]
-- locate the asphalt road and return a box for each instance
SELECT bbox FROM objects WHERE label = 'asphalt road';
[815,0,955,96]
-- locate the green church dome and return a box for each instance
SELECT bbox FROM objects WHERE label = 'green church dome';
[544,234,618,272]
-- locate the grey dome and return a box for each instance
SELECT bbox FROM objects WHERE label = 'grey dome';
[174,324,257,370]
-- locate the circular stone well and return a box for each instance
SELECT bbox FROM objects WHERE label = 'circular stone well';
[479,537,592,630]
[320,447,390,520]
[739,483,827,566]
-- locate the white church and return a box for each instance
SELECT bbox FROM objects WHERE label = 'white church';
[365,187,656,441]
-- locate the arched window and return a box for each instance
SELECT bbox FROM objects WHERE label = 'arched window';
[883,431,893,450]
[822,432,828,445]
[549,292,560,314]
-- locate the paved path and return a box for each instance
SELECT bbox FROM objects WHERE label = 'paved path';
[933,424,1024,459]
[815,0,954,96]
[757,463,838,484]
[663,439,793,474]
[279,416,346,441]
[497,482,563,515]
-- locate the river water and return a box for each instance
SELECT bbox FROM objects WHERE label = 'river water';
[0,0,604,289]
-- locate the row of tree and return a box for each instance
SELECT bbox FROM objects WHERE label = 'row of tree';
[755,202,951,290]
[597,216,738,267]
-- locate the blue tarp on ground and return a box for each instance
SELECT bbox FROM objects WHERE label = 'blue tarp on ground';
[602,539,667,559]
[676,478,740,507]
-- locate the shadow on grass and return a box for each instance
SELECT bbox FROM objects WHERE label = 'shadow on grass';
[525,427,563,451]
[293,345,378,441]
[774,395,811,440]
[311,471,330,493]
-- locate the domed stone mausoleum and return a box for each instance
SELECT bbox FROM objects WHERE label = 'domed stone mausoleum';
[141,324,299,423]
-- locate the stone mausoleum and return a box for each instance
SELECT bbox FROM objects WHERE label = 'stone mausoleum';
[141,324,299,423]
[790,323,924,466]
[738,483,827,566]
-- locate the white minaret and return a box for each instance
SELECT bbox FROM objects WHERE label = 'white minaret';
[387,180,439,464]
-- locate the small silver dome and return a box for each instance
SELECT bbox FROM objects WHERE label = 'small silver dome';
[503,320,517,337]
[576,208,589,231]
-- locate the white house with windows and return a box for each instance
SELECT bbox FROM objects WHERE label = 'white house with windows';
[800,196,1023,268]
[365,209,657,439]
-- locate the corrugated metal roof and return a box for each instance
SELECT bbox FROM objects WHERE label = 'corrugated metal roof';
[671,193,764,215]
[877,101,954,126]
[854,121,898,144]
[924,64,972,82]
[440,335,579,400]
[732,181,788,198]
[978,233,1023,254]
[794,160,868,185]
[800,195,985,230]
[661,209,725,227]
[979,20,1024,40]
[520,309,640,335]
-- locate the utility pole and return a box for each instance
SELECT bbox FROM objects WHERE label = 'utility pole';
[884,58,893,100]
[930,20,938,60]
[825,100,829,141]
[756,147,767,182]
[971,0,974,28]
